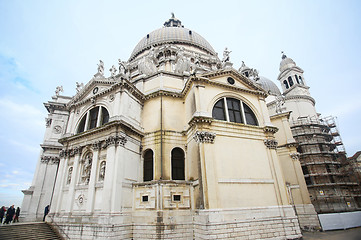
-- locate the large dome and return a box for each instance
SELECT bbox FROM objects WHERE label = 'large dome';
[256,76,281,96]
[129,15,216,61]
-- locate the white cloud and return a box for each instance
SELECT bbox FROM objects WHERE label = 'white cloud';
[8,139,40,154]
[0,98,44,117]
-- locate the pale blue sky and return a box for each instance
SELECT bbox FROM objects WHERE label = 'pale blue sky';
[0,0,360,207]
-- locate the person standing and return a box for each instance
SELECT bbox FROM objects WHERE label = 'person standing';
[4,205,15,224]
[13,207,20,223]
[0,206,5,224]
[43,205,50,221]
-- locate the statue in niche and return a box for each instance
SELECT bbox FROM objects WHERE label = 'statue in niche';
[138,46,158,76]
[81,153,92,184]
[76,82,84,92]
[67,167,73,185]
[55,86,63,96]
[99,161,106,181]
[97,60,104,75]
[175,47,190,74]
[109,65,117,77]
[222,47,231,62]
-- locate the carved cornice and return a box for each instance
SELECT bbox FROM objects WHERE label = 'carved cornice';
[59,119,143,144]
[193,131,216,143]
[41,156,60,164]
[263,126,278,134]
[264,139,278,149]
[44,102,68,114]
[284,94,315,105]
[60,135,128,157]
[188,116,213,127]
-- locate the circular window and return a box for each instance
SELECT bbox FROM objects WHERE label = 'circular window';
[227,77,235,85]
[93,87,99,94]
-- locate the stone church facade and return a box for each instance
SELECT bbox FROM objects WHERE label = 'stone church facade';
[19,15,338,239]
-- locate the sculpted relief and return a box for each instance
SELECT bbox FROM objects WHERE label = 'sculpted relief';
[138,46,158,76]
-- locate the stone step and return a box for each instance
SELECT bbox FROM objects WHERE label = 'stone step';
[0,222,63,240]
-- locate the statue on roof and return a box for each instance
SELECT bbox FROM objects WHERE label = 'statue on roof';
[55,86,63,96]
[118,59,127,75]
[281,51,287,59]
[175,47,191,74]
[222,47,231,62]
[97,60,104,75]
[76,82,84,93]
[109,65,117,77]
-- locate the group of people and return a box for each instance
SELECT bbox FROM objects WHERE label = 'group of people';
[0,205,20,224]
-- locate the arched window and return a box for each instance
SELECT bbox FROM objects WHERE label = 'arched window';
[295,75,300,84]
[283,80,289,89]
[143,149,153,182]
[212,98,258,126]
[288,76,294,87]
[77,106,110,133]
[299,76,304,85]
[171,148,185,180]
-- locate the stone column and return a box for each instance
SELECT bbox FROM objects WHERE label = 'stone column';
[66,149,82,213]
[102,139,116,213]
[53,152,68,213]
[194,131,217,209]
[86,143,100,213]
[110,135,127,213]
[264,139,289,206]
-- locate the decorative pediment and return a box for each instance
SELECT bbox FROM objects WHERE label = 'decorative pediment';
[67,77,144,109]
[201,69,266,93]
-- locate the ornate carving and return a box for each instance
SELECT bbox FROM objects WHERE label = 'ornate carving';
[290,152,300,161]
[264,139,278,149]
[175,47,190,74]
[138,46,158,76]
[53,125,62,134]
[45,118,52,127]
[193,131,216,143]
[77,194,85,206]
[99,161,106,181]
[109,94,115,102]
[41,156,60,164]
[92,141,103,150]
[104,135,127,148]
[263,126,278,134]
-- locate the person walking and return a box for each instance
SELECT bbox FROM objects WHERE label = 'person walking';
[43,205,50,221]
[0,206,5,224]
[13,207,20,223]
[4,205,15,224]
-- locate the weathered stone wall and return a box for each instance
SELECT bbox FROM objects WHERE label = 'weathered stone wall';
[51,205,302,240]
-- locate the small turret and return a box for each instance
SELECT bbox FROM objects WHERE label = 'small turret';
[278,52,306,93]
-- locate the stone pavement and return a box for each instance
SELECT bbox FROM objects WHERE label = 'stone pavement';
[302,227,361,240]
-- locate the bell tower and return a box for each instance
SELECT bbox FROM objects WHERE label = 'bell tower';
[278,52,317,119]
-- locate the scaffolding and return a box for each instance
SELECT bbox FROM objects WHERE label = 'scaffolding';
[290,116,361,213]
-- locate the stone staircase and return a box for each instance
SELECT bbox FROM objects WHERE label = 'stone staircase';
[0,222,63,240]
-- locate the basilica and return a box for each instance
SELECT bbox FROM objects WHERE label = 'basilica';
[21,14,360,239]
